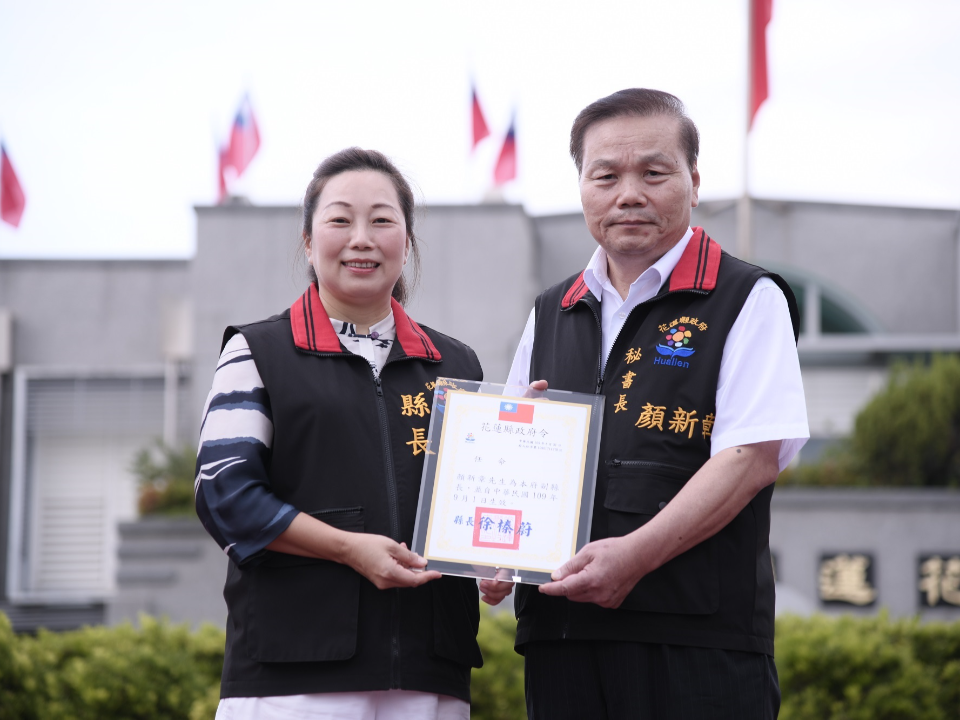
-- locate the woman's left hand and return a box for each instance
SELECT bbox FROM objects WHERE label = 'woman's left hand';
[479,578,514,605]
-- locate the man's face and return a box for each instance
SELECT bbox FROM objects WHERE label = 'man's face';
[579,114,700,269]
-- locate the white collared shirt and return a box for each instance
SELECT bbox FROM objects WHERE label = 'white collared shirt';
[506,228,809,471]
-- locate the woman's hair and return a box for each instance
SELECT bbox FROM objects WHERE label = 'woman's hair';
[300,147,421,305]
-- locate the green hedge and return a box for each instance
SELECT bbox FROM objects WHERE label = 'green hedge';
[2,610,959,719]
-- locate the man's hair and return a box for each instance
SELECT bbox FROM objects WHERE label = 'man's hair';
[569,88,700,174]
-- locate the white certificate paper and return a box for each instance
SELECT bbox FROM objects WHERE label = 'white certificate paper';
[417,386,598,580]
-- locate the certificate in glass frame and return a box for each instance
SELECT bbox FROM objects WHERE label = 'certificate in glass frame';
[411,378,604,585]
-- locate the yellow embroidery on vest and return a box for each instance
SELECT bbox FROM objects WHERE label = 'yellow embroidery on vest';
[635,403,666,431]
[407,427,428,456]
[669,407,699,438]
[400,392,430,417]
[702,412,716,439]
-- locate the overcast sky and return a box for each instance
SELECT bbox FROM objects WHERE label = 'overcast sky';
[0,0,957,259]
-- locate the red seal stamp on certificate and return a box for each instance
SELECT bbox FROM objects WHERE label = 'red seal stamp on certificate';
[472,507,522,550]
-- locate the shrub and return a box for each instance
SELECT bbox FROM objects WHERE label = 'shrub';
[132,442,198,516]
[2,616,223,719]
[776,612,959,719]
[0,613,40,719]
[471,606,525,720]
[779,354,960,487]
[3,610,960,718]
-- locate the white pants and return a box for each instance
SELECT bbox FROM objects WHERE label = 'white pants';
[216,690,470,720]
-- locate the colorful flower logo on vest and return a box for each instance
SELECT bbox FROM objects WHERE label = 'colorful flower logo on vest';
[657,325,696,358]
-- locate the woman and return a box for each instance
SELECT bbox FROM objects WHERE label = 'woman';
[196,148,510,719]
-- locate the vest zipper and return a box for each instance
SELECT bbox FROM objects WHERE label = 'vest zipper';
[589,286,709,392]
[298,346,441,691]
[374,372,403,690]
[582,303,604,395]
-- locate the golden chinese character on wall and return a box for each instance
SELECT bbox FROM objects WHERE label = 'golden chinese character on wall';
[918,554,960,608]
[818,553,877,606]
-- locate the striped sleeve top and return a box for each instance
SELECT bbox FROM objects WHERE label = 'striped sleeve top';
[195,312,397,565]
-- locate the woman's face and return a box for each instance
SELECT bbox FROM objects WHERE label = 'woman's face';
[307,170,410,311]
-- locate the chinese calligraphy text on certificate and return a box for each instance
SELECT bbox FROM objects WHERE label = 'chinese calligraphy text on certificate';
[412,379,604,584]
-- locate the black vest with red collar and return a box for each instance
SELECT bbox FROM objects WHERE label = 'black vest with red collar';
[217,286,484,701]
[515,228,799,656]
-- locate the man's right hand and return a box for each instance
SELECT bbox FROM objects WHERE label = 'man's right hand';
[525,379,548,396]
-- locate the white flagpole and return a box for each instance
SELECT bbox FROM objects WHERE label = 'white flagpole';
[736,0,753,261]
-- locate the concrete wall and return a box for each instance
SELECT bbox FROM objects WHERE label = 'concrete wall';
[101,489,960,630]
[0,260,188,367]
[107,518,228,628]
[771,489,960,621]
[404,204,538,385]
[531,212,597,290]
[191,203,540,414]
[693,200,960,334]
[190,205,306,435]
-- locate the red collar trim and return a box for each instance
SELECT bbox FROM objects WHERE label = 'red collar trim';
[391,298,441,360]
[667,227,721,292]
[560,227,721,309]
[290,285,441,360]
[561,272,590,309]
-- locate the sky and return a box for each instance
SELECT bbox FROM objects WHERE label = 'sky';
[0,0,958,259]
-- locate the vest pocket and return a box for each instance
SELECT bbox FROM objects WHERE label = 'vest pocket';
[431,576,483,668]
[246,507,364,662]
[603,464,720,615]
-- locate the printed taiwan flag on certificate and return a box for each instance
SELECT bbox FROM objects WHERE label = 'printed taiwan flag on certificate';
[499,401,534,423]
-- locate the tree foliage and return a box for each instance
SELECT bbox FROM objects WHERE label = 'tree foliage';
[780,354,960,487]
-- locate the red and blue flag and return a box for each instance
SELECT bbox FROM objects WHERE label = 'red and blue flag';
[499,401,534,424]
[471,85,490,149]
[225,95,260,178]
[493,118,516,186]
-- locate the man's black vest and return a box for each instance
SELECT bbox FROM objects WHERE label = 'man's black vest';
[516,228,799,656]
[217,286,484,701]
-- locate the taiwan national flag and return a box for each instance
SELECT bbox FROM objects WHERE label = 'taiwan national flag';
[493,118,517,186]
[225,95,261,178]
[471,85,490,149]
[499,401,534,424]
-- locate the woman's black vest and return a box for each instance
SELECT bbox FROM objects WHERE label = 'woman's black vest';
[516,228,799,656]
[218,287,484,701]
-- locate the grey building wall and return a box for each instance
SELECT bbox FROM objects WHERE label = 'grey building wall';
[0,260,188,367]
[530,212,597,290]
[2,198,959,630]
[695,200,960,334]
[771,489,960,621]
[108,518,228,629]
[0,260,189,608]
[404,204,538,385]
[190,203,541,421]
[190,205,305,437]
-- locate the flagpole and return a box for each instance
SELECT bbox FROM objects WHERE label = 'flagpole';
[736,0,753,261]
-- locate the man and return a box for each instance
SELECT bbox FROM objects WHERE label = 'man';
[501,89,808,718]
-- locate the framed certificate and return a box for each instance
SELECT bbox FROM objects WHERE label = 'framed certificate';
[411,378,604,585]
